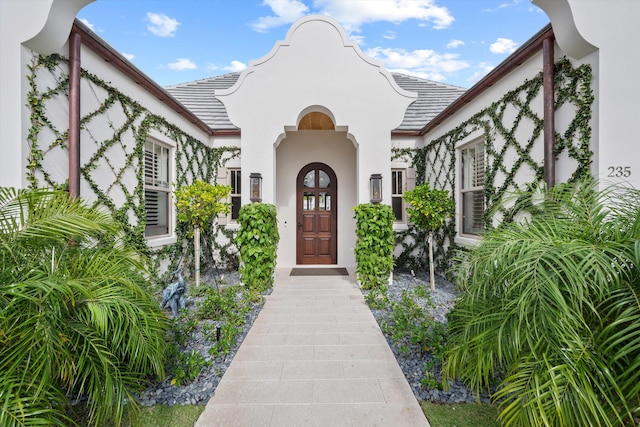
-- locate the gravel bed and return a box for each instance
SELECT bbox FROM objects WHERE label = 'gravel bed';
[371,269,491,405]
[137,270,259,407]
[136,269,490,407]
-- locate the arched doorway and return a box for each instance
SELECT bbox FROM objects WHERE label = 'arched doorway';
[296,162,337,264]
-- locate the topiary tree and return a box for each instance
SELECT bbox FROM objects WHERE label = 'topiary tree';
[403,183,455,290]
[174,180,231,286]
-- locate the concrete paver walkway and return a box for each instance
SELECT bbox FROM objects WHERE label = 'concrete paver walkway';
[195,269,430,427]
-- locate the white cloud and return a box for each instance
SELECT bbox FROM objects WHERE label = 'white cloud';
[122,52,135,61]
[251,0,309,32]
[482,0,522,12]
[366,47,469,79]
[447,39,464,49]
[350,34,366,45]
[499,0,522,9]
[147,12,180,37]
[317,0,454,33]
[251,0,454,34]
[490,38,518,54]
[223,60,247,72]
[78,18,95,31]
[466,62,495,84]
[382,31,396,40]
[206,60,247,73]
[392,69,447,82]
[167,58,197,71]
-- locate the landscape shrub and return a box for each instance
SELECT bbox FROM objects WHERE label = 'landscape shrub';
[444,180,640,426]
[0,187,168,427]
[353,203,395,295]
[235,203,279,292]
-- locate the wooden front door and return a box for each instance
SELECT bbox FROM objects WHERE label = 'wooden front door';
[296,163,337,264]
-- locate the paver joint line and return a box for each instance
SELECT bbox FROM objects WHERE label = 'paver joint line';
[194,273,430,427]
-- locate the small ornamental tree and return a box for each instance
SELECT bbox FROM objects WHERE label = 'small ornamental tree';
[174,180,231,286]
[403,183,455,290]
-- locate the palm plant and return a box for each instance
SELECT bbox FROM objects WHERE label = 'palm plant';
[0,187,169,426]
[444,180,640,426]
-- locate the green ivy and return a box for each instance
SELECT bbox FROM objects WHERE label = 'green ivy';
[26,53,594,283]
[235,203,280,292]
[353,203,395,293]
[393,57,593,276]
[26,53,240,282]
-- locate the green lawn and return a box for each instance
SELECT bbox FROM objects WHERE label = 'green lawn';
[120,402,499,427]
[422,402,501,427]
[123,405,205,427]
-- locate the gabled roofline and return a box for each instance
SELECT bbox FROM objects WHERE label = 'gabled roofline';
[218,15,417,104]
[72,19,229,136]
[415,23,554,137]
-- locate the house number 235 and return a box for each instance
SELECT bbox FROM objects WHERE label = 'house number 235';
[607,166,631,177]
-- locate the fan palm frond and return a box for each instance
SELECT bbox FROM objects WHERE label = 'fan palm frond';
[0,187,168,426]
[444,180,640,426]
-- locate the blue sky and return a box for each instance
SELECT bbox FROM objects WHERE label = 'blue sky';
[77,0,550,89]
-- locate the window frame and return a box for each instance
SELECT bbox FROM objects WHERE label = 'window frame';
[459,139,486,237]
[144,139,172,239]
[228,168,241,222]
[391,169,406,223]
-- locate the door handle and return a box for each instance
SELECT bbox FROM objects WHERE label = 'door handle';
[297,222,302,231]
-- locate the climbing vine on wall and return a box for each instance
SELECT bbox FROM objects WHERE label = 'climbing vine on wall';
[393,58,593,275]
[26,53,240,283]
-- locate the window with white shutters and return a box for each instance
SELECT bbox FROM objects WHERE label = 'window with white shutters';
[460,141,485,236]
[144,140,171,237]
[229,169,241,221]
[391,169,405,223]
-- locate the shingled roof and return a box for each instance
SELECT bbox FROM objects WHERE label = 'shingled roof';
[165,72,466,132]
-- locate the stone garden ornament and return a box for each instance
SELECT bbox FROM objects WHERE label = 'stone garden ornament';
[161,268,186,317]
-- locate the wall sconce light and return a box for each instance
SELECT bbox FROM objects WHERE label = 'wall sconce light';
[249,173,262,202]
[370,173,382,204]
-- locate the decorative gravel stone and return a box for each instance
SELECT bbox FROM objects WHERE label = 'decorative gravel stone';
[371,269,492,405]
[136,269,490,407]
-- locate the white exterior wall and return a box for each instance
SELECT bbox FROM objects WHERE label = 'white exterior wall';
[1,0,221,252]
[0,0,93,189]
[422,52,545,242]
[421,43,598,246]
[218,15,416,206]
[535,0,640,190]
[78,43,215,248]
[0,0,214,193]
[218,16,417,268]
[78,49,209,141]
[276,131,357,267]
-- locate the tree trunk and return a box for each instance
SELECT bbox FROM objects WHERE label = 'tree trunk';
[194,225,201,286]
[428,231,435,290]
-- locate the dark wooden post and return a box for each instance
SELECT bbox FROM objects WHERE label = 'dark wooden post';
[69,30,81,198]
[543,35,556,188]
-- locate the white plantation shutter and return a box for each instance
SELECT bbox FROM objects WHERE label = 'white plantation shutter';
[144,141,170,237]
[229,169,241,221]
[391,169,405,222]
[461,142,485,235]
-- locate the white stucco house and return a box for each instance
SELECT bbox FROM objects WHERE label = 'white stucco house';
[1,0,639,274]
